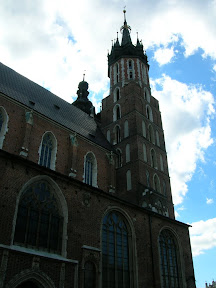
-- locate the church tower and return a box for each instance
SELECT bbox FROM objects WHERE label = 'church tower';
[101,11,175,219]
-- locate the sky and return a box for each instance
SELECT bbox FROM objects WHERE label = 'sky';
[0,0,216,287]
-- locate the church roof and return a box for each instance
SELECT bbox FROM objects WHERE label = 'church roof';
[0,62,112,150]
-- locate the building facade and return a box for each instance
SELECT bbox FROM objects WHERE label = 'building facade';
[0,13,196,288]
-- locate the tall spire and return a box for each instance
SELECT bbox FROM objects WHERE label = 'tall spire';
[120,9,132,46]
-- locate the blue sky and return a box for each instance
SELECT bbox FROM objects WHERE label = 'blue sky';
[0,0,216,287]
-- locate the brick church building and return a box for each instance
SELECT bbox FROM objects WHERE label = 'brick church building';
[0,12,196,288]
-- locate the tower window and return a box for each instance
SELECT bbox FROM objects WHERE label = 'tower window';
[146,105,153,121]
[84,152,97,187]
[124,120,129,138]
[151,149,157,169]
[159,230,182,288]
[14,180,63,254]
[113,104,121,121]
[126,144,130,163]
[153,174,160,193]
[114,125,121,144]
[102,212,131,288]
[127,59,134,80]
[116,148,122,168]
[114,63,119,84]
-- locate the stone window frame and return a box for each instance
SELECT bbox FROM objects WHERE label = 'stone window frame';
[124,120,129,138]
[144,87,150,103]
[11,175,68,257]
[114,87,121,103]
[153,173,161,193]
[113,104,121,122]
[127,59,135,80]
[38,131,57,170]
[146,104,153,122]
[125,143,130,163]
[83,152,98,188]
[113,125,121,145]
[116,148,122,168]
[101,208,138,288]
[158,228,184,288]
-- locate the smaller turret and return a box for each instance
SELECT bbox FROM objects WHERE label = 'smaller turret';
[72,75,95,116]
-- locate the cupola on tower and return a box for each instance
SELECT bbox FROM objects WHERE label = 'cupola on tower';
[101,11,175,219]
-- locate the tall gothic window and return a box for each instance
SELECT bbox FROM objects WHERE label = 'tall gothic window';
[114,125,121,144]
[102,212,130,288]
[116,149,122,168]
[113,104,121,122]
[39,132,56,169]
[84,261,96,288]
[84,152,97,187]
[14,180,63,254]
[153,174,161,193]
[159,230,182,288]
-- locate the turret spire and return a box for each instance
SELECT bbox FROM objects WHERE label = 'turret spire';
[120,9,132,46]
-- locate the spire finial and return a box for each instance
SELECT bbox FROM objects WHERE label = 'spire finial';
[83,70,86,81]
[123,7,126,22]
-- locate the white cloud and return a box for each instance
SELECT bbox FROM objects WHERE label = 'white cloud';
[151,75,215,205]
[0,0,215,107]
[154,46,176,65]
[206,198,214,204]
[190,218,216,256]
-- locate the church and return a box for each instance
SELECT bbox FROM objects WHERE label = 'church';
[0,12,196,288]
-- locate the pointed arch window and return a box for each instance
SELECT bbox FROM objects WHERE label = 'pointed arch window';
[84,152,97,187]
[159,230,182,288]
[146,105,153,122]
[114,125,121,144]
[144,88,150,102]
[124,120,129,138]
[126,144,130,163]
[113,104,121,122]
[128,59,134,80]
[151,149,157,169]
[84,261,96,288]
[114,88,120,102]
[114,63,119,84]
[116,148,122,168]
[0,106,9,149]
[156,130,160,147]
[14,180,63,254]
[142,120,146,138]
[143,143,147,162]
[153,174,161,193]
[146,170,150,187]
[102,212,131,288]
[39,132,57,170]
[160,154,164,171]
[148,125,155,144]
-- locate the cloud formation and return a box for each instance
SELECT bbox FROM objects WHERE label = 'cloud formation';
[151,75,214,205]
[190,218,216,256]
